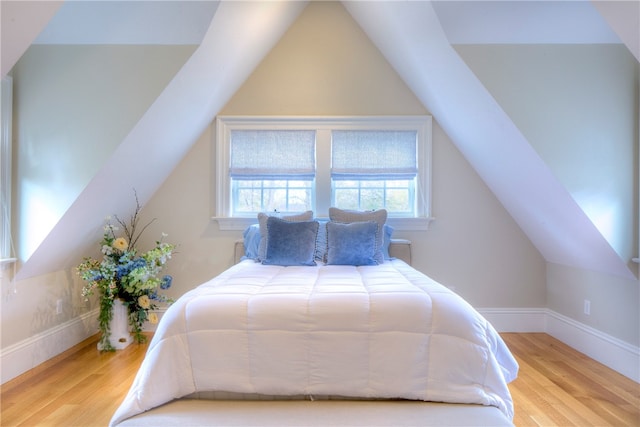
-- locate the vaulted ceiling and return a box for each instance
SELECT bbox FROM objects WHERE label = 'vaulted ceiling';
[7,1,631,47]
[1,1,638,280]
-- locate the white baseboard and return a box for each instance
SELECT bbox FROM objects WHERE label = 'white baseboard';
[0,307,168,385]
[2,307,638,385]
[0,309,98,384]
[544,310,640,383]
[478,307,640,383]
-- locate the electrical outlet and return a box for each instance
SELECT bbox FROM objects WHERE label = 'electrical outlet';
[56,299,63,315]
[583,299,591,316]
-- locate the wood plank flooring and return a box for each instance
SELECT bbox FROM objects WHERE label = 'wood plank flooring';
[1,333,638,426]
[503,333,639,426]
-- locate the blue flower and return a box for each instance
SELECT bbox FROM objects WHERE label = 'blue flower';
[115,257,147,279]
[160,275,172,290]
[115,263,131,279]
[132,258,146,270]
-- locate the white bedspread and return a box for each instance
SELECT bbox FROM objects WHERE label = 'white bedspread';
[110,260,518,426]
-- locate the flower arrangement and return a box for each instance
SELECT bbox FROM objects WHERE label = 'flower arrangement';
[77,197,175,351]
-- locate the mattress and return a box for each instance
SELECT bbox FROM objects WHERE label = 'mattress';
[110,259,518,426]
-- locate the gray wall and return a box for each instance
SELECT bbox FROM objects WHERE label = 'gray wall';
[2,45,195,349]
[455,44,639,346]
[11,45,196,261]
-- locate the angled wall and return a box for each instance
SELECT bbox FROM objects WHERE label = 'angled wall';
[2,1,307,382]
[145,1,546,310]
[345,0,634,281]
[455,44,638,267]
[453,43,639,347]
[11,44,197,261]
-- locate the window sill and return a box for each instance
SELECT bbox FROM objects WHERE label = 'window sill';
[213,216,435,231]
[0,258,17,265]
[213,217,256,231]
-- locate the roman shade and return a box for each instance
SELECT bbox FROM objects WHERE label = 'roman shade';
[331,130,417,180]
[230,130,315,180]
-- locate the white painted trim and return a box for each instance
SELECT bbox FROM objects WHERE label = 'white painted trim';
[214,115,433,220]
[212,216,257,231]
[545,310,640,383]
[213,216,435,231]
[478,307,640,383]
[2,307,638,385]
[1,76,13,260]
[0,306,174,384]
[0,308,98,384]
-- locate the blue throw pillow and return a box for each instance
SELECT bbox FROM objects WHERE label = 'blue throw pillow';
[250,218,392,262]
[328,208,387,263]
[382,224,394,259]
[314,220,392,261]
[325,221,379,266]
[257,211,313,261]
[262,217,319,266]
[242,224,261,260]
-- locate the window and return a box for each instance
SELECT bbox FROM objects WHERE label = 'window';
[230,130,315,214]
[215,116,432,230]
[331,130,418,216]
[0,76,13,261]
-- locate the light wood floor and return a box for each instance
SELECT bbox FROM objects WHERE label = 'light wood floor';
[1,333,638,426]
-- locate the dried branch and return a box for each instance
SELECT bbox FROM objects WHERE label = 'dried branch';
[113,190,157,252]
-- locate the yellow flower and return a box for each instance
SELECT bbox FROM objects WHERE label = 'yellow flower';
[138,295,151,309]
[113,237,128,251]
[148,313,159,324]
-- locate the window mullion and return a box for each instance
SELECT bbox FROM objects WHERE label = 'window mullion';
[285,182,290,211]
[383,182,387,210]
[315,129,332,217]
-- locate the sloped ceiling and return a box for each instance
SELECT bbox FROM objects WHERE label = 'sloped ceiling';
[7,0,308,279]
[0,1,63,77]
[31,0,217,45]
[2,0,638,280]
[345,1,636,280]
[432,0,624,45]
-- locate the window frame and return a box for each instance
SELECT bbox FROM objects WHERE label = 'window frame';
[1,76,14,262]
[214,116,433,231]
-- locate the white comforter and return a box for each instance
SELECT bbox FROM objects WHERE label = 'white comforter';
[111,260,518,425]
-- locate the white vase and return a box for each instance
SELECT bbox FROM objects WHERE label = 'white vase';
[98,298,133,350]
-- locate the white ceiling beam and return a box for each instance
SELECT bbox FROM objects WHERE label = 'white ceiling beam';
[592,0,640,62]
[1,0,63,77]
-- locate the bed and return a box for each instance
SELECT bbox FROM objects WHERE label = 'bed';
[111,210,518,426]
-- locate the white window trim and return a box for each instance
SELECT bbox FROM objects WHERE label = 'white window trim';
[213,116,434,231]
[1,76,15,263]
